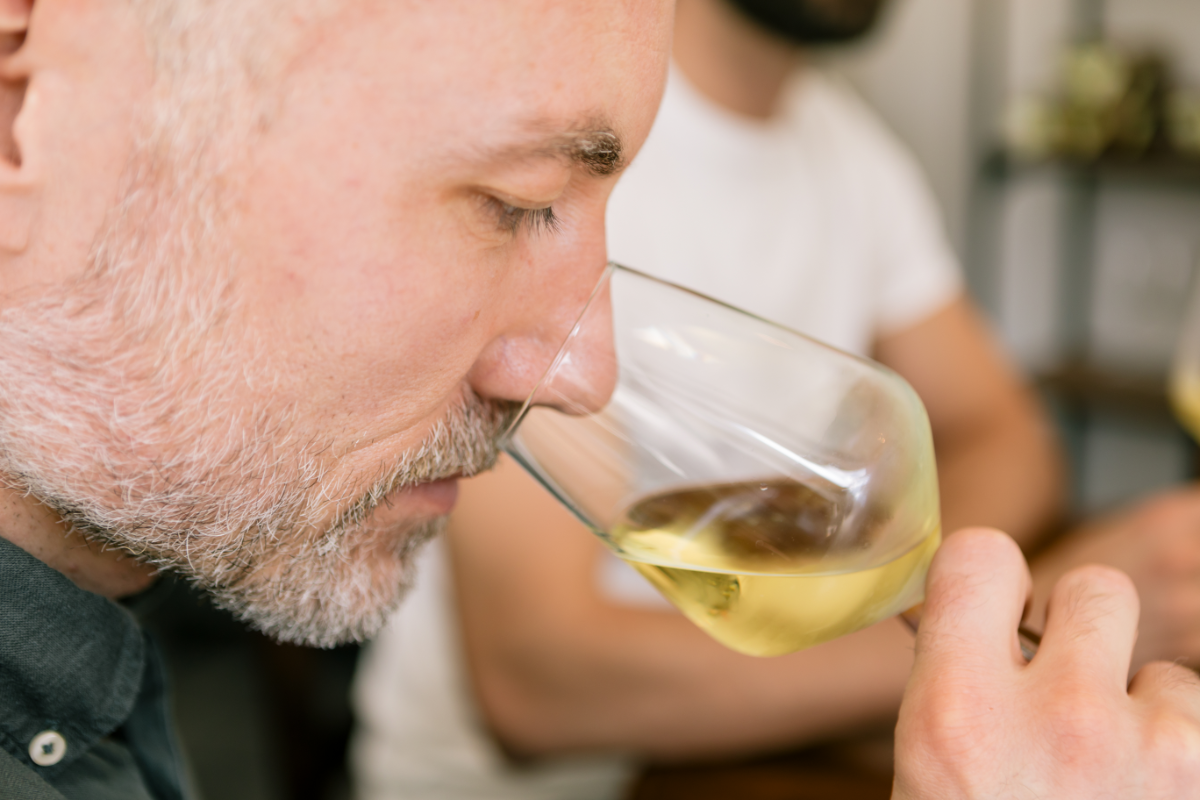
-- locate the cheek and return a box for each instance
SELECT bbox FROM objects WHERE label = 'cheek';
[232,176,512,441]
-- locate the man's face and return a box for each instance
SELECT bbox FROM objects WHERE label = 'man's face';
[0,1,671,645]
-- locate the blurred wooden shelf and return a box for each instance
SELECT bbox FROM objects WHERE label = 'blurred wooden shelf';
[1034,362,1173,420]
[983,149,1200,187]
[628,736,895,800]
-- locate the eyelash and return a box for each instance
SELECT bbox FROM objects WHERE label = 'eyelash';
[494,201,560,236]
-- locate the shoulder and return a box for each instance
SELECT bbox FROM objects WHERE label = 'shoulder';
[788,70,929,188]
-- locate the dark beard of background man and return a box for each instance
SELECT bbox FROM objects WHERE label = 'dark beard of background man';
[722,0,888,45]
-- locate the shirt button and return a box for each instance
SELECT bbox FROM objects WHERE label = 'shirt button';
[28,730,67,767]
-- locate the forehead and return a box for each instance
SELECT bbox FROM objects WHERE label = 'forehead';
[274,0,671,170]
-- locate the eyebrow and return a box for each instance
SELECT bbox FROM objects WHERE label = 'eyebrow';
[485,119,627,177]
[555,127,625,176]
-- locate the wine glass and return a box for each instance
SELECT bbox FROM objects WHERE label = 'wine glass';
[502,264,941,657]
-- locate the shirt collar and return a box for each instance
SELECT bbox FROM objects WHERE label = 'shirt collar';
[0,536,145,775]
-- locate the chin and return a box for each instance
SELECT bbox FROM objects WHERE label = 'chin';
[203,514,447,648]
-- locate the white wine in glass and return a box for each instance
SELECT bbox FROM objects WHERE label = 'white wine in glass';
[612,479,940,656]
[505,264,941,657]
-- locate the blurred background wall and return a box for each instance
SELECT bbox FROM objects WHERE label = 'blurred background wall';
[832,0,1200,514]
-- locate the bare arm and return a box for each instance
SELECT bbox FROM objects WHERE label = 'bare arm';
[873,295,1065,547]
[449,455,915,760]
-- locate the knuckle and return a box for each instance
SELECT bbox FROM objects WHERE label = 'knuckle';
[1041,689,1114,743]
[1138,660,1200,693]
[1061,563,1136,596]
[1144,706,1200,766]
[935,528,1017,576]
[904,680,997,761]
[1053,564,1136,615]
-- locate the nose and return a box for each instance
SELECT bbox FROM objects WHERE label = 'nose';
[467,263,619,416]
[528,269,618,415]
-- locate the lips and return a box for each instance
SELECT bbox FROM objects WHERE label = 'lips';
[390,476,460,517]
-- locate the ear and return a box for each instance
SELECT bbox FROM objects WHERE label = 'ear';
[0,0,34,254]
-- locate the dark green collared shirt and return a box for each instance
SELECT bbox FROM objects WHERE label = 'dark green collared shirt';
[0,537,190,800]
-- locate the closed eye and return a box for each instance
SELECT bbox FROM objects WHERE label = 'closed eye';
[494,201,560,236]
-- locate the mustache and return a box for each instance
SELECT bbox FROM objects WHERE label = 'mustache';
[326,392,522,535]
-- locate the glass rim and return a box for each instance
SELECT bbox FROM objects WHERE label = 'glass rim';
[502,261,617,443]
[500,260,908,444]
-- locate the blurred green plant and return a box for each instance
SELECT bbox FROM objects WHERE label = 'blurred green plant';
[1004,41,1199,161]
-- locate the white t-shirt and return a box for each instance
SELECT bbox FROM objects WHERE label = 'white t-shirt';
[351,66,962,800]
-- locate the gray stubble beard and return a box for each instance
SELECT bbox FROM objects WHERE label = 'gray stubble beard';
[0,93,520,646]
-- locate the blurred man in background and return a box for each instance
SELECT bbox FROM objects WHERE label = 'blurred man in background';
[352,1,1200,798]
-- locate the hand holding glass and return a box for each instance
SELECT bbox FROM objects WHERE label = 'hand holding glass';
[503,265,941,656]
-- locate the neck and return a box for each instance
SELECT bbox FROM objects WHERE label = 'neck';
[0,486,157,599]
[673,0,803,121]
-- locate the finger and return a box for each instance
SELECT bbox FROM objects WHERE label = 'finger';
[917,528,1032,675]
[1128,660,1200,723]
[1037,564,1139,691]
